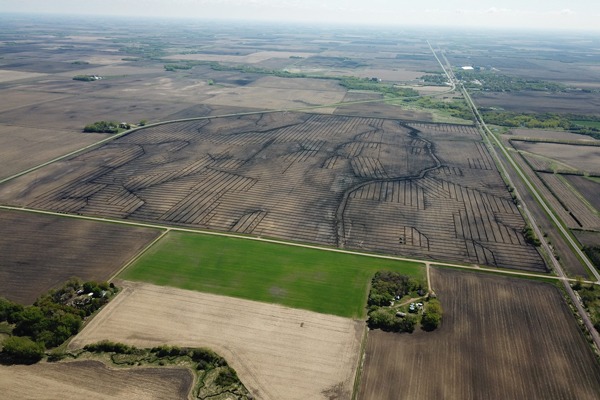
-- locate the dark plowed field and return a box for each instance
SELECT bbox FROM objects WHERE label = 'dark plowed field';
[0,113,545,271]
[0,210,160,304]
[358,268,600,400]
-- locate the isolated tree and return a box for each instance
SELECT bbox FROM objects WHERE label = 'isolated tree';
[421,299,443,331]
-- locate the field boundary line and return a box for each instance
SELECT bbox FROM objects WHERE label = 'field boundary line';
[1,204,588,285]
[351,324,369,400]
[108,228,171,282]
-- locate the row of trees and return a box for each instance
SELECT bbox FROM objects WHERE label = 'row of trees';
[0,278,118,363]
[573,282,600,333]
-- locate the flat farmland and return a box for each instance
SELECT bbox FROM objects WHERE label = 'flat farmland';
[165,50,315,64]
[575,230,600,248]
[0,69,46,83]
[538,172,600,230]
[358,268,600,400]
[509,128,599,143]
[0,360,193,400]
[512,141,600,175]
[0,94,198,131]
[0,112,545,271]
[473,91,600,115]
[120,231,423,318]
[0,209,161,304]
[564,175,600,213]
[69,281,363,400]
[203,85,345,112]
[0,124,111,180]
[334,97,434,120]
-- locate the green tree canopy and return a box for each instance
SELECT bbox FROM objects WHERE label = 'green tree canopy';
[1,336,45,364]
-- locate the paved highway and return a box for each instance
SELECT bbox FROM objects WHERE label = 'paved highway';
[428,43,600,349]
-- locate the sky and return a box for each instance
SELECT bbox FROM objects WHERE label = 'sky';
[2,0,600,31]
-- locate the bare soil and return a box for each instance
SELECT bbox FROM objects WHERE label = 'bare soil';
[538,173,600,230]
[574,230,600,248]
[512,141,600,175]
[0,360,193,400]
[473,91,600,115]
[0,209,160,304]
[0,113,544,271]
[564,175,600,213]
[0,124,111,180]
[358,268,600,400]
[69,281,363,400]
[508,128,599,143]
[0,112,545,270]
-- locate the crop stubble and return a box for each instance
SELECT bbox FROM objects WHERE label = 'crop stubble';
[0,112,544,271]
[69,281,363,400]
[358,268,600,400]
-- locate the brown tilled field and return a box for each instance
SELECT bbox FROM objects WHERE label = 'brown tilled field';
[0,124,111,180]
[512,141,600,175]
[473,91,600,115]
[69,281,363,400]
[509,128,599,142]
[0,113,544,271]
[0,210,160,304]
[538,172,600,230]
[0,360,193,400]
[358,268,600,400]
[564,175,600,213]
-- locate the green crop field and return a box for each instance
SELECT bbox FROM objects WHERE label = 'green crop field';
[573,120,600,129]
[120,232,424,318]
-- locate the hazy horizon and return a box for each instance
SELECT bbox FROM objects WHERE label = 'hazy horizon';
[2,0,600,33]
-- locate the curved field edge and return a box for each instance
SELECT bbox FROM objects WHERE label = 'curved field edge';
[68,281,363,400]
[119,231,424,319]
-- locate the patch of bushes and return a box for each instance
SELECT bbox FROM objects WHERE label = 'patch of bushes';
[522,226,541,246]
[215,366,239,387]
[164,63,193,71]
[73,75,98,82]
[421,299,443,331]
[338,77,419,97]
[582,246,600,269]
[366,271,430,333]
[368,308,417,333]
[368,270,423,307]
[1,336,45,364]
[83,121,119,133]
[85,340,139,355]
[574,283,600,332]
[0,278,118,363]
